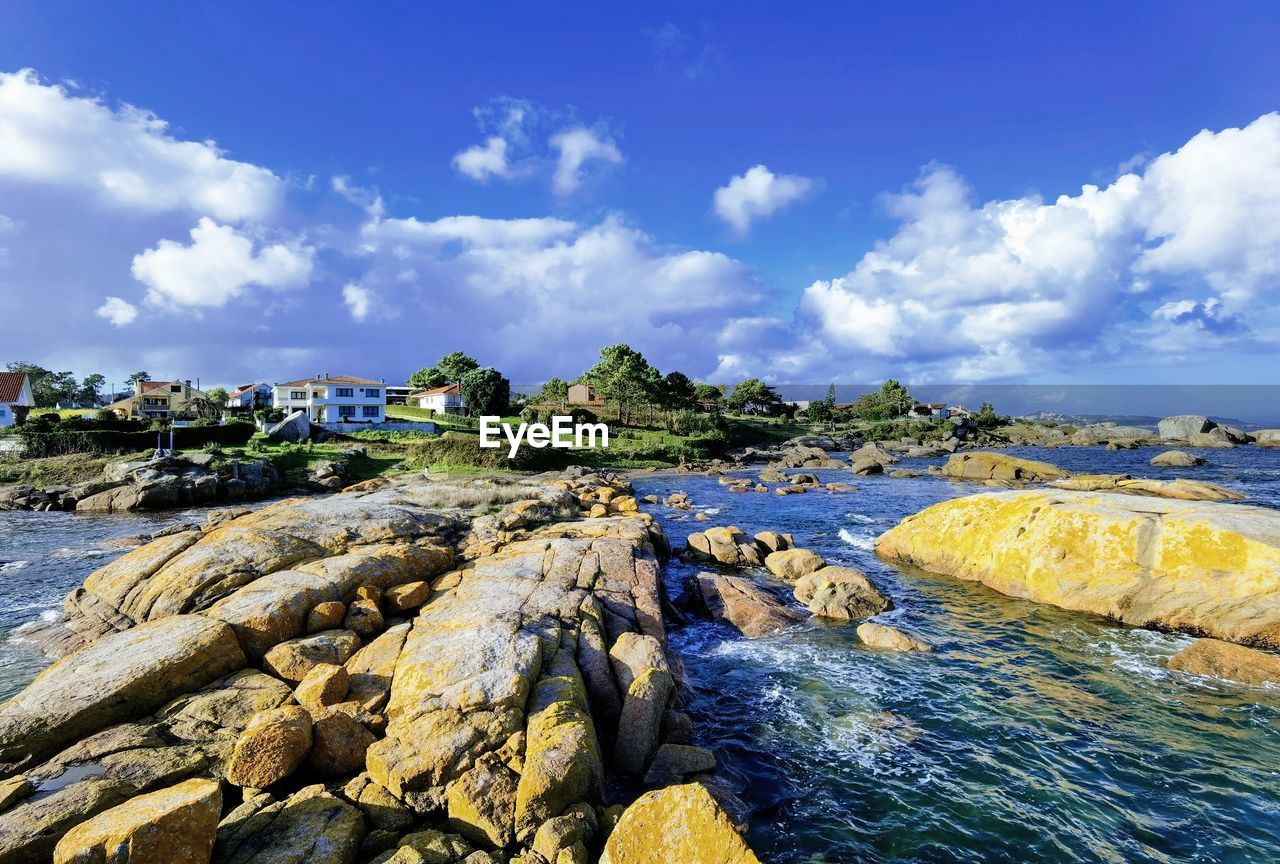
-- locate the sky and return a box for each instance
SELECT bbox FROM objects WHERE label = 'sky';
[1,1,1279,393]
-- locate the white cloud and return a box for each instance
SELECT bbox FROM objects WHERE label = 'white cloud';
[131,217,314,309]
[342,282,373,322]
[549,128,622,196]
[452,136,512,181]
[713,164,814,234]
[0,69,281,222]
[790,113,1280,380]
[95,296,138,327]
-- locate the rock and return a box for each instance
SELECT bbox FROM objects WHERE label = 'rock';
[642,744,716,786]
[384,581,430,612]
[0,776,32,811]
[306,601,346,633]
[344,623,410,712]
[824,482,858,492]
[213,784,364,864]
[1189,431,1235,448]
[890,469,922,478]
[369,829,472,864]
[1049,474,1244,501]
[856,622,933,652]
[1158,415,1213,440]
[599,782,760,864]
[308,705,377,776]
[850,458,883,476]
[608,633,669,695]
[693,573,806,637]
[1255,430,1280,448]
[344,598,385,637]
[262,630,362,684]
[343,775,414,832]
[356,585,383,603]
[225,705,313,788]
[875,489,1280,647]
[614,667,674,777]
[53,778,221,864]
[1151,450,1206,467]
[942,452,1070,483]
[1167,638,1280,687]
[0,615,245,771]
[793,566,891,621]
[294,663,350,711]
[685,527,760,568]
[763,548,825,582]
[267,409,311,443]
[752,531,790,555]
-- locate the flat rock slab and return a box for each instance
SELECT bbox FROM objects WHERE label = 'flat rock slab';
[876,489,1280,648]
[0,615,245,771]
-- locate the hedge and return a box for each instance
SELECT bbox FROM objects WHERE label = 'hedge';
[18,422,256,457]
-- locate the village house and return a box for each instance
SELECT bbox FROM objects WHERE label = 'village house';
[273,374,386,424]
[0,371,34,428]
[948,405,973,418]
[225,382,273,410]
[384,384,414,406]
[411,381,465,415]
[909,402,951,419]
[567,382,603,405]
[107,379,207,419]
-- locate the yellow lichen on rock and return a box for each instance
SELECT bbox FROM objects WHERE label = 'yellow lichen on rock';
[876,489,1280,647]
[52,778,221,864]
[599,782,760,864]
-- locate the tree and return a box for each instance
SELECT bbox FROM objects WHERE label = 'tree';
[585,343,657,424]
[436,351,480,383]
[127,371,150,385]
[538,377,569,408]
[206,386,229,407]
[693,382,722,406]
[852,379,915,421]
[658,371,697,410]
[78,374,106,405]
[408,366,447,390]
[727,378,784,415]
[5,362,76,407]
[461,367,510,417]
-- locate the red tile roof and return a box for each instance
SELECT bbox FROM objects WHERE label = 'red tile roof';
[411,382,461,398]
[0,371,29,403]
[277,375,384,388]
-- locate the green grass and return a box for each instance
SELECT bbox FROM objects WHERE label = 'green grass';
[0,450,152,486]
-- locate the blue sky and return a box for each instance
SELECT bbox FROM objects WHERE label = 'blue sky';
[1,1,1279,389]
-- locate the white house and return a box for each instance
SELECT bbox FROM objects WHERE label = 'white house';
[273,374,386,424]
[226,382,273,409]
[411,381,465,415]
[384,384,414,406]
[0,371,34,428]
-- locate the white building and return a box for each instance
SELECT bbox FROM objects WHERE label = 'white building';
[273,374,386,424]
[226,382,273,409]
[384,384,414,406]
[411,381,465,415]
[0,371,34,428]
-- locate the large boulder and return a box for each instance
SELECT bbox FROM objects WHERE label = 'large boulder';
[262,629,363,683]
[1255,430,1280,448]
[694,573,806,637]
[856,621,932,652]
[1049,475,1243,502]
[793,566,891,621]
[763,548,825,582]
[267,409,311,443]
[53,778,221,864]
[942,452,1070,484]
[212,784,364,864]
[876,490,1280,647]
[1158,415,1213,440]
[599,782,760,864]
[1151,450,1205,468]
[685,527,762,568]
[0,615,245,771]
[1167,638,1280,688]
[225,705,314,788]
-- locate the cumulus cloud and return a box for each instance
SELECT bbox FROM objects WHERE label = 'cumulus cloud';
[0,69,281,222]
[452,136,512,181]
[549,128,623,196]
[130,218,314,309]
[342,282,373,322]
[713,165,814,234]
[95,296,138,327]
[791,113,1280,380]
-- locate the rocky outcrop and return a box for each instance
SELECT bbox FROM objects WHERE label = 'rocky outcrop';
[1256,430,1280,448]
[0,472,765,863]
[52,777,221,864]
[1049,474,1244,501]
[1158,415,1213,440]
[1151,450,1205,467]
[763,548,825,581]
[793,566,891,621]
[267,409,311,443]
[876,490,1280,648]
[692,573,806,637]
[1167,639,1280,687]
[600,782,759,864]
[942,452,1070,484]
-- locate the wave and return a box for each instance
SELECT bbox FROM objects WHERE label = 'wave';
[0,561,30,574]
[838,528,876,551]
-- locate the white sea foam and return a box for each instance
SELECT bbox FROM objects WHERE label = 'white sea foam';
[0,561,30,574]
[839,528,876,550]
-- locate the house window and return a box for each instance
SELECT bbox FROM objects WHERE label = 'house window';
[363,388,381,398]
[335,387,354,397]
[291,391,306,400]
[362,406,379,417]
[0,407,7,417]
[170,385,181,392]
[338,405,356,418]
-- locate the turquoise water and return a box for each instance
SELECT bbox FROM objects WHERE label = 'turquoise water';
[633,446,1280,864]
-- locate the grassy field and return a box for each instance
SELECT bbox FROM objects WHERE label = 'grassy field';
[0,450,151,486]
